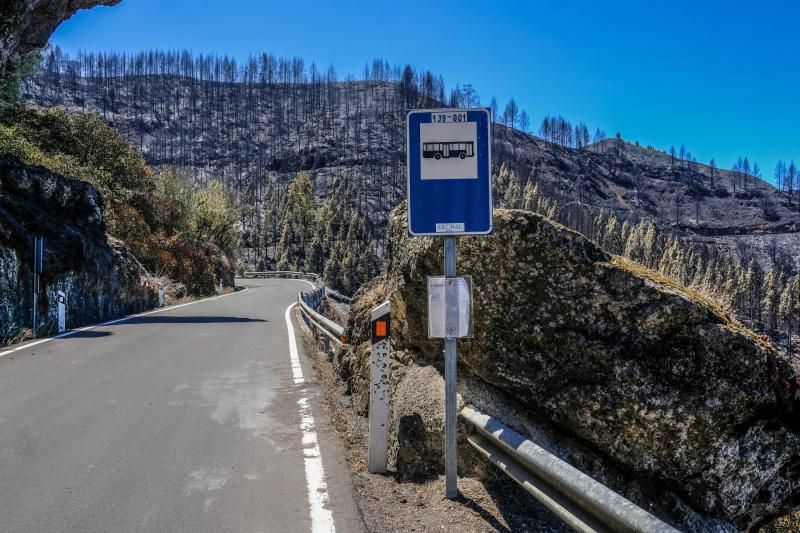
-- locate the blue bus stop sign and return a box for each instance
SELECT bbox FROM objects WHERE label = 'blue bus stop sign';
[406,108,493,236]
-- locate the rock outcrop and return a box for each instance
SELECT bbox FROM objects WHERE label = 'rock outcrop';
[0,156,155,339]
[340,203,800,530]
[1,0,121,80]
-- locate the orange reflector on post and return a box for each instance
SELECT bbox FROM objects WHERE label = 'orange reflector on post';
[375,320,387,338]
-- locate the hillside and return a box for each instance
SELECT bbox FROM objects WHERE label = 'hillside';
[21,51,800,273]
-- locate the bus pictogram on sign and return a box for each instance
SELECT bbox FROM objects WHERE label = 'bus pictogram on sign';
[423,141,475,160]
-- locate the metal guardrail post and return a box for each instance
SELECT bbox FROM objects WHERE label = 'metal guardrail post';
[296,287,346,349]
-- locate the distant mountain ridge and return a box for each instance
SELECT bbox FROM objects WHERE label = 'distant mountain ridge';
[21,50,800,271]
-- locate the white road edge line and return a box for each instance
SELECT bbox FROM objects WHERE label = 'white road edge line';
[0,287,248,358]
[285,302,336,533]
[295,278,317,291]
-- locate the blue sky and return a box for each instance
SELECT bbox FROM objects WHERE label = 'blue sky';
[51,0,799,181]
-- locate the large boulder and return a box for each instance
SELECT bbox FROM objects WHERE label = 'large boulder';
[341,203,800,529]
[1,0,121,80]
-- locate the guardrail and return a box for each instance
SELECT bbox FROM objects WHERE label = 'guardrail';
[276,271,672,531]
[297,287,346,347]
[242,271,320,282]
[240,270,347,345]
[460,405,679,533]
[258,268,673,530]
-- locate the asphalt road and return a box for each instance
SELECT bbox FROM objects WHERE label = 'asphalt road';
[0,278,362,533]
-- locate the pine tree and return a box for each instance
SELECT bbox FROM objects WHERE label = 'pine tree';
[709,158,717,188]
[743,259,764,322]
[521,181,538,211]
[275,172,315,270]
[641,223,658,269]
[324,244,344,291]
[306,232,325,274]
[503,173,523,208]
[763,270,782,333]
[623,223,644,263]
[493,163,512,206]
[779,275,798,354]
[604,215,620,253]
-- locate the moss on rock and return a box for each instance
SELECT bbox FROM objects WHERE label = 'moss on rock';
[341,203,800,529]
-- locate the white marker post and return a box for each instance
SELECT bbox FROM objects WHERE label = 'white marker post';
[368,301,391,473]
[158,284,164,307]
[56,291,66,334]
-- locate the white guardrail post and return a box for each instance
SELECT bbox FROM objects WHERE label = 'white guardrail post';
[368,301,390,473]
[56,290,66,334]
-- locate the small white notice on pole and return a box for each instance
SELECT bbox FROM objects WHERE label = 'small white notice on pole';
[427,276,472,339]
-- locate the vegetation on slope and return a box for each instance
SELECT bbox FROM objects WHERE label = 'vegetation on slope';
[495,164,800,355]
[0,104,239,294]
[265,172,382,294]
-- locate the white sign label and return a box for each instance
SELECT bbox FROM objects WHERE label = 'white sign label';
[428,277,472,339]
[431,112,468,123]
[436,223,465,233]
[420,120,478,180]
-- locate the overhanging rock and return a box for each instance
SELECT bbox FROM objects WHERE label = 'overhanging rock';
[1,0,122,80]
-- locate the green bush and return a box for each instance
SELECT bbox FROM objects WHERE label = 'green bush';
[0,105,153,205]
[0,105,239,295]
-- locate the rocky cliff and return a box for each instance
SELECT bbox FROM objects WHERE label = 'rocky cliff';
[0,0,121,80]
[0,156,156,340]
[338,204,800,530]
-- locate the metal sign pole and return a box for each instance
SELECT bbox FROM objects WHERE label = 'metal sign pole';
[31,274,37,331]
[444,235,458,498]
[31,236,44,332]
[406,108,490,499]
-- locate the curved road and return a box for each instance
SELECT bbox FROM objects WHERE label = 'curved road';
[0,278,362,532]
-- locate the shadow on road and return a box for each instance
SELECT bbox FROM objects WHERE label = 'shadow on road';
[125,316,267,325]
[60,330,113,339]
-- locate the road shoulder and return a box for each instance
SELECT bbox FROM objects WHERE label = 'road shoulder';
[289,305,365,533]
[295,308,564,532]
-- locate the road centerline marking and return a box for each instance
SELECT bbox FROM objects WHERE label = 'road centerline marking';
[284,303,336,533]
